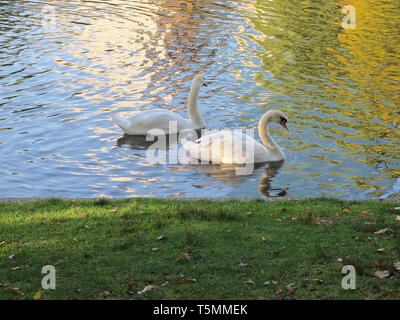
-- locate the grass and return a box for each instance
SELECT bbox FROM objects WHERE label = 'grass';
[0,198,399,300]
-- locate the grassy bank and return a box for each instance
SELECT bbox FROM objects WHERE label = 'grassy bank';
[0,198,399,300]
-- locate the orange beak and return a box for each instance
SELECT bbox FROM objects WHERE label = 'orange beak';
[281,121,289,131]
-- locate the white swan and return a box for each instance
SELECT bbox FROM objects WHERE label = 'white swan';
[111,74,207,135]
[181,110,288,164]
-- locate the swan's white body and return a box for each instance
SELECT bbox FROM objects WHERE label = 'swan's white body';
[111,75,207,135]
[181,110,288,164]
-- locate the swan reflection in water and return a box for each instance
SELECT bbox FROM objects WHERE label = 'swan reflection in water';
[172,160,288,198]
[115,133,288,198]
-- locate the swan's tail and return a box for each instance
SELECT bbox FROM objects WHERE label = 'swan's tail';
[111,112,130,132]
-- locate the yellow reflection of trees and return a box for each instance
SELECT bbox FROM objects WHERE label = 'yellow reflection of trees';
[250,0,400,194]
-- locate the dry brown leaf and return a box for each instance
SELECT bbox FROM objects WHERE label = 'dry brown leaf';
[394,261,400,271]
[0,241,5,245]
[10,287,24,296]
[275,287,283,294]
[238,263,249,267]
[12,264,28,271]
[157,235,166,241]
[269,212,277,217]
[380,287,396,296]
[303,278,324,283]
[178,279,197,284]
[55,259,64,266]
[396,216,400,221]
[343,208,350,213]
[151,248,160,252]
[373,270,390,279]
[363,227,376,233]
[188,295,198,300]
[176,253,193,262]
[286,284,296,294]
[376,248,387,252]
[137,285,156,295]
[8,254,16,260]
[108,209,117,213]
[360,210,369,216]
[132,233,141,238]
[312,218,321,225]
[128,280,137,286]
[374,228,389,235]
[262,237,269,243]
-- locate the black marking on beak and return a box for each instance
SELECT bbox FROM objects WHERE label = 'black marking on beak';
[203,82,208,87]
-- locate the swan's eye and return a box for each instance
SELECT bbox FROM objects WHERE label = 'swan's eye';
[280,117,287,124]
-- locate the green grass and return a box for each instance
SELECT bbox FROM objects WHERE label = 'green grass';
[0,198,399,300]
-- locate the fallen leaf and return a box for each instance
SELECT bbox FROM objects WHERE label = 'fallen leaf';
[373,270,390,279]
[380,287,395,296]
[286,284,296,294]
[269,212,277,217]
[0,241,5,245]
[263,281,270,286]
[360,210,369,216]
[151,248,160,251]
[394,261,400,271]
[160,281,169,287]
[33,291,41,300]
[343,208,350,213]
[376,248,387,252]
[55,259,64,266]
[238,263,249,267]
[262,237,269,243]
[157,235,166,241]
[274,271,281,279]
[244,279,255,286]
[82,213,88,217]
[137,285,156,295]
[244,222,248,227]
[312,218,321,225]
[396,216,400,221]
[188,295,198,300]
[178,279,197,284]
[362,227,376,233]
[132,233,141,238]
[10,287,24,296]
[176,253,193,262]
[337,258,343,262]
[108,209,117,213]
[12,264,28,270]
[8,254,16,260]
[128,280,137,286]
[374,228,389,235]
[302,278,324,283]
[103,291,113,297]
[275,287,283,294]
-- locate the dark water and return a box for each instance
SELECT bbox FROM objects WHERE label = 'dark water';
[0,0,399,199]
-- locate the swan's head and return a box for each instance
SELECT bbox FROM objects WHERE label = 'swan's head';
[193,74,208,87]
[267,110,289,131]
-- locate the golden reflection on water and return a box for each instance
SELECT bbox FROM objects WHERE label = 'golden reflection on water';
[250,0,400,195]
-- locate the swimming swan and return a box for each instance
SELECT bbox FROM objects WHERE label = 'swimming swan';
[181,110,288,164]
[111,74,207,135]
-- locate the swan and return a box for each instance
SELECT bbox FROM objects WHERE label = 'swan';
[111,74,207,135]
[181,110,289,164]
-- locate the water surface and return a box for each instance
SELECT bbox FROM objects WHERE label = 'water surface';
[1,0,399,199]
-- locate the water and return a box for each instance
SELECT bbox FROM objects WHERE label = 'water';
[0,0,399,200]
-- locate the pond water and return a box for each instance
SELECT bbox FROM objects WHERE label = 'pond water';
[1,0,399,200]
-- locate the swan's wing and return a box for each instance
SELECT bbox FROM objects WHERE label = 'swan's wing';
[184,130,270,164]
[113,109,190,135]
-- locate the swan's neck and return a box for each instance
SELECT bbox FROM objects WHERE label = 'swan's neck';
[258,113,284,159]
[187,83,205,128]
